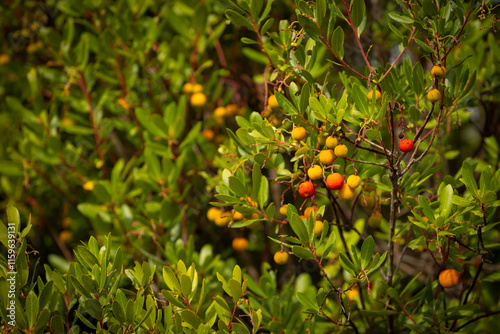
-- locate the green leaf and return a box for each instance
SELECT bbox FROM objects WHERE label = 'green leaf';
[225,10,253,30]
[113,299,126,323]
[352,84,368,116]
[181,309,201,330]
[7,205,20,236]
[26,290,39,329]
[289,213,310,242]
[316,0,327,26]
[388,12,414,24]
[275,91,298,115]
[162,290,186,309]
[229,176,247,198]
[251,0,263,20]
[365,129,382,142]
[351,0,366,28]
[299,84,310,114]
[163,267,181,292]
[180,274,193,300]
[69,276,92,298]
[460,161,478,197]
[422,0,438,17]
[292,246,315,259]
[297,14,322,43]
[339,252,357,276]
[331,26,344,59]
[418,195,435,223]
[229,279,242,303]
[76,246,100,269]
[259,176,269,207]
[360,236,375,269]
[438,184,453,218]
[412,62,424,95]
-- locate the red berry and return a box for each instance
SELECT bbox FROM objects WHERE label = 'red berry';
[326,173,344,190]
[399,139,414,152]
[298,181,315,198]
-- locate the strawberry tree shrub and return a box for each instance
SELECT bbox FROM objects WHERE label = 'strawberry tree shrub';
[0,0,499,333]
[212,0,500,332]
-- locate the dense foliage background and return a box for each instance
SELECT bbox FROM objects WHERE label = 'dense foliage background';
[0,0,499,333]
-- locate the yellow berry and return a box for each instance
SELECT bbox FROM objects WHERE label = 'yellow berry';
[232,210,245,221]
[274,251,289,265]
[191,93,207,106]
[192,84,203,93]
[292,127,307,141]
[431,65,446,79]
[304,205,319,219]
[215,211,232,226]
[83,181,94,191]
[326,136,338,149]
[347,289,359,301]
[314,220,324,235]
[279,205,288,216]
[182,83,193,94]
[268,94,280,109]
[319,150,336,165]
[334,144,348,158]
[367,90,382,101]
[307,165,323,180]
[207,207,221,222]
[347,175,361,189]
[427,89,441,103]
[225,104,239,116]
[338,184,355,201]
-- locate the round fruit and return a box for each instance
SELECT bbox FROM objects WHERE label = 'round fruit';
[232,210,245,221]
[367,90,382,101]
[326,173,344,190]
[292,127,307,141]
[207,207,222,221]
[399,139,414,152]
[0,54,11,66]
[279,205,288,216]
[298,181,315,198]
[202,129,215,141]
[307,165,323,180]
[59,230,73,243]
[319,150,336,165]
[360,194,375,208]
[368,211,382,228]
[304,205,319,219]
[439,268,460,288]
[182,83,193,94]
[347,289,359,301]
[431,65,446,79]
[362,182,375,192]
[192,84,203,93]
[190,92,207,106]
[225,104,239,116]
[269,115,282,127]
[215,212,232,226]
[347,175,361,189]
[326,136,338,149]
[83,181,94,191]
[232,238,249,252]
[274,251,289,265]
[268,94,280,109]
[318,134,327,146]
[314,221,324,235]
[334,144,348,158]
[244,196,258,208]
[338,184,355,201]
[427,89,441,103]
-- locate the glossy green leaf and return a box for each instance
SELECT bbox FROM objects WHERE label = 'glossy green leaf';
[331,26,344,59]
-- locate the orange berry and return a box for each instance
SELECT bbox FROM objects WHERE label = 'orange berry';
[427,89,441,102]
[202,129,215,141]
[307,165,323,180]
[347,289,359,301]
[347,175,361,189]
[232,210,245,221]
[215,212,232,227]
[292,127,307,141]
[298,181,315,198]
[274,251,289,265]
[304,205,319,219]
[338,184,355,201]
[334,144,348,158]
[319,150,335,165]
[232,238,249,252]
[326,173,344,190]
[207,207,221,221]
[439,269,460,288]
[399,139,414,152]
[83,181,94,191]
[59,230,73,243]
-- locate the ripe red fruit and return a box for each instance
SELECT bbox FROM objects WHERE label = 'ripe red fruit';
[399,139,414,152]
[326,173,344,190]
[298,181,315,198]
